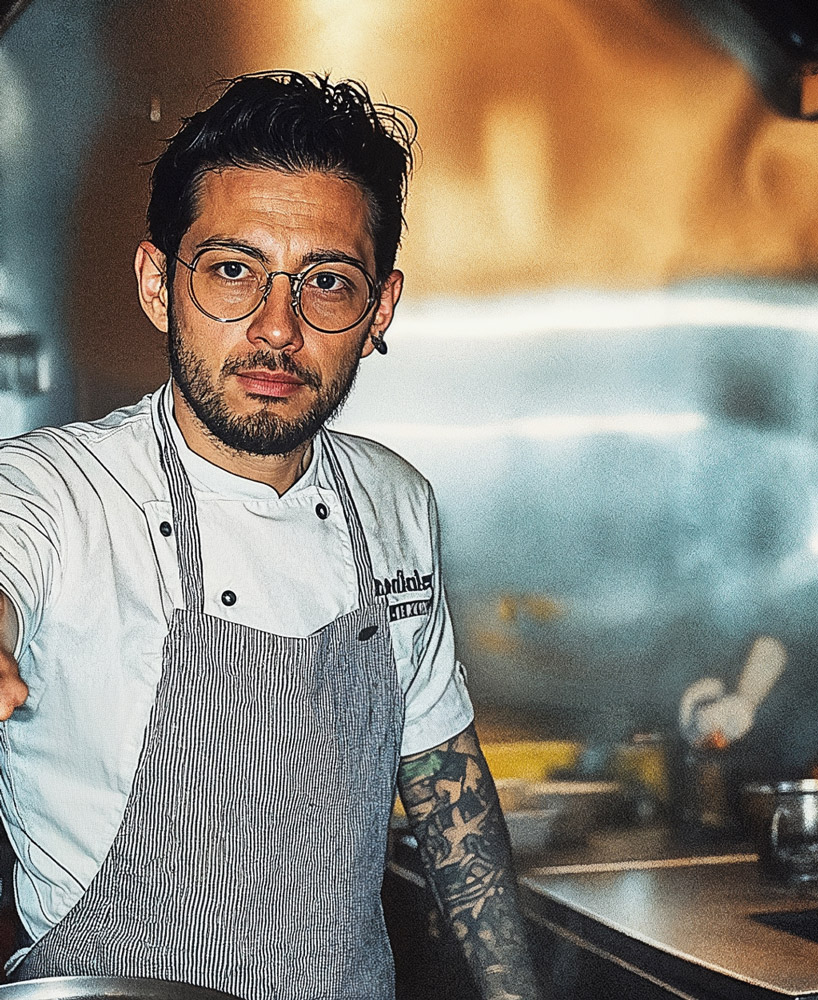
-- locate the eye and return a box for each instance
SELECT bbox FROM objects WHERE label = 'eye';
[215,259,252,281]
[310,270,348,293]
[194,249,264,286]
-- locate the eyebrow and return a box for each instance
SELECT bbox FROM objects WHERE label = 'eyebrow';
[302,249,369,270]
[193,238,369,272]
[193,239,268,263]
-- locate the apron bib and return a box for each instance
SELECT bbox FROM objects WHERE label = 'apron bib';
[20,412,404,1000]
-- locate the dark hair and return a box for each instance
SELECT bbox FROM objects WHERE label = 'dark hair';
[147,71,416,282]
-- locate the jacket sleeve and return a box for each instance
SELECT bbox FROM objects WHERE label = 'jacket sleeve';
[0,439,64,656]
[400,483,474,757]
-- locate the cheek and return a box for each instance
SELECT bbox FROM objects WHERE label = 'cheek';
[172,296,243,366]
[317,337,364,376]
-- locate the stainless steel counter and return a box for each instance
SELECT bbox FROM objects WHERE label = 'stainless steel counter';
[521,841,818,998]
[388,820,818,998]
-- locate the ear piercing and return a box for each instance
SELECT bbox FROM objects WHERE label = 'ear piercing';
[370,332,388,355]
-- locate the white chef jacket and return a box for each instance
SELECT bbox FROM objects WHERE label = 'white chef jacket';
[0,381,473,951]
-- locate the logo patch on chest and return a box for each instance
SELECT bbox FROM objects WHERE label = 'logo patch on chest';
[374,568,432,597]
[388,598,431,622]
[375,567,433,622]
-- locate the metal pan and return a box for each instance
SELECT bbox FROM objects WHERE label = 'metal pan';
[495,778,625,856]
[0,977,241,999]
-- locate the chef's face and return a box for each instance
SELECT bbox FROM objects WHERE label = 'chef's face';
[139,166,402,455]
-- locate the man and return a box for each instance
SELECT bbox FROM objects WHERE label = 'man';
[0,72,541,1000]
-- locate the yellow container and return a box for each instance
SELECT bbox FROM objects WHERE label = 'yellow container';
[392,739,581,821]
[481,740,580,781]
[613,741,670,803]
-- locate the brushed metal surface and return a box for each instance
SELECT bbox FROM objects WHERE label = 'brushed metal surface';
[523,857,818,995]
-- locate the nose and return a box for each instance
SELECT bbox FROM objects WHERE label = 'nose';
[245,272,304,352]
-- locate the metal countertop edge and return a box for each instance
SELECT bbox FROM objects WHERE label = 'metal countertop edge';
[522,908,704,1000]
[519,858,818,996]
[521,852,759,877]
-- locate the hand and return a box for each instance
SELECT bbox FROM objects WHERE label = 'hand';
[0,646,27,720]
[0,594,26,720]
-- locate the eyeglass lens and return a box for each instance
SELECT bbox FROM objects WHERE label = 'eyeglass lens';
[189,249,372,331]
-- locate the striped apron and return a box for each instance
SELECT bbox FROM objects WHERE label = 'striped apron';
[20,410,405,1000]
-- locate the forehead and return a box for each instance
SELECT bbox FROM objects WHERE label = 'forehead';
[185,166,374,259]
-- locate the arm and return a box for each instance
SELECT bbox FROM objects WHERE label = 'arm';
[0,592,27,720]
[398,722,543,1000]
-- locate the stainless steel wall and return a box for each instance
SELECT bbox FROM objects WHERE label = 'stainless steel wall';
[338,281,818,770]
[0,0,110,434]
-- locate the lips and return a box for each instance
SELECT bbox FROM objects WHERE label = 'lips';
[234,370,306,398]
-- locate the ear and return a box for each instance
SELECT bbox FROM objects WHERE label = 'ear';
[134,241,170,333]
[361,269,403,358]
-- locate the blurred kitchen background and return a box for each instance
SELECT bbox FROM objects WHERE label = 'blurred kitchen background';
[4,0,818,789]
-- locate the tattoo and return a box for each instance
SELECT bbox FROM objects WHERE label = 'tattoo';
[398,724,542,1000]
[399,748,447,785]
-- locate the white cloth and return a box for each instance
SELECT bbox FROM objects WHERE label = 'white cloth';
[0,381,472,947]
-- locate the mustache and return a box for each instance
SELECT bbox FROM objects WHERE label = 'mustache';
[221,350,322,391]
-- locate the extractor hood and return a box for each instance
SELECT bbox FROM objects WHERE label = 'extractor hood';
[675,0,818,118]
[0,0,33,38]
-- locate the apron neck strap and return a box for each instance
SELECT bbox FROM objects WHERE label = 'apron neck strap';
[319,431,378,608]
[156,397,206,613]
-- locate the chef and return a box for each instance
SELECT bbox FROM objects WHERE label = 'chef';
[0,72,541,1000]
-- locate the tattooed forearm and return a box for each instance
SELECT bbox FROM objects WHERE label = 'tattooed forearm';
[398,724,543,1000]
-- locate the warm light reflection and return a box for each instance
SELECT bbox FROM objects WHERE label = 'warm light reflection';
[342,412,706,442]
[224,0,818,295]
[417,101,555,280]
[298,0,381,66]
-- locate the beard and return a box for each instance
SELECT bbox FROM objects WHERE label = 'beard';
[167,304,364,456]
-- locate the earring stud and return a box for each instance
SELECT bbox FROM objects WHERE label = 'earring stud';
[370,333,388,355]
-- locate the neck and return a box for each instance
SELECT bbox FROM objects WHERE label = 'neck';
[170,382,313,496]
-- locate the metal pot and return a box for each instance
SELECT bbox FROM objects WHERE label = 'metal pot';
[742,779,818,881]
[0,977,241,999]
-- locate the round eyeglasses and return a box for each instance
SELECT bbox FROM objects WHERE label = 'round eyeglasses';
[174,247,379,334]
